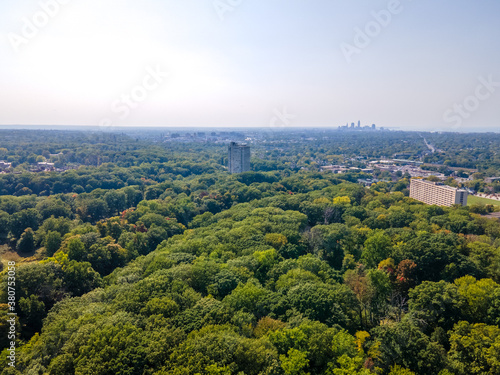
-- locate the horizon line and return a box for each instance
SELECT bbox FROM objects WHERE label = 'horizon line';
[0,124,498,134]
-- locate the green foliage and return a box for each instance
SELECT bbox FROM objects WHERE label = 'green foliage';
[73,322,148,375]
[280,348,310,375]
[63,260,102,296]
[16,228,35,253]
[3,130,500,374]
[372,319,446,374]
[362,231,392,268]
[285,282,352,327]
[18,295,45,336]
[66,237,85,261]
[10,208,40,238]
[408,281,461,331]
[388,365,416,375]
[223,280,276,318]
[448,321,500,375]
[454,276,500,324]
[44,230,62,256]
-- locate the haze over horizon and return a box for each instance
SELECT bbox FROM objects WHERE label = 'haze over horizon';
[1,0,499,132]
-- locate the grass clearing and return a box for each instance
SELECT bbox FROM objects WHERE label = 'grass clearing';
[468,195,500,206]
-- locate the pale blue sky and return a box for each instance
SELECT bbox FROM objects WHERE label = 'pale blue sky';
[0,0,499,131]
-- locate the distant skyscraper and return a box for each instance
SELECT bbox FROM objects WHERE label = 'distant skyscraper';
[357,120,361,128]
[228,142,251,174]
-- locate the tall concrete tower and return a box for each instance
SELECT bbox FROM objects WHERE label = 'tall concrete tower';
[228,142,251,174]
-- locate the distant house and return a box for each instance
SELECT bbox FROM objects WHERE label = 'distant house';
[321,165,349,174]
[37,162,55,171]
[0,161,12,170]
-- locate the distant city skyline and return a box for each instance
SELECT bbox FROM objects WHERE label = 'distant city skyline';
[0,124,498,134]
[1,0,499,131]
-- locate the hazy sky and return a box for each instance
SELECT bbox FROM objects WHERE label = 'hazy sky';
[1,0,499,131]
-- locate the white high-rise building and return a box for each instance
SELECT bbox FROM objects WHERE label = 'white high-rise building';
[228,142,251,174]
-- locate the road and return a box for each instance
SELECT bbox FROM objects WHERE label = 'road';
[423,137,435,153]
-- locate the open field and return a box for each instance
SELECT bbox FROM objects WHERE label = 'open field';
[0,244,45,269]
[468,195,500,206]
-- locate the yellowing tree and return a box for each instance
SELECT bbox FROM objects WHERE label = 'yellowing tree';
[333,196,351,205]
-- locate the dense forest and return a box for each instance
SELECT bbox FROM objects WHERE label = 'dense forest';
[1,130,500,375]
